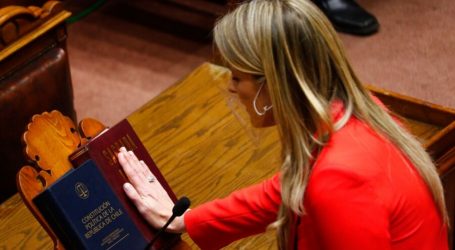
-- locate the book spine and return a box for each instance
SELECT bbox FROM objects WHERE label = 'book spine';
[34,192,87,250]
[70,146,91,168]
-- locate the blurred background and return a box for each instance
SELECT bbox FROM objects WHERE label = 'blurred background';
[64,0,455,126]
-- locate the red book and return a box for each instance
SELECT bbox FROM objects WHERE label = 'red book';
[69,119,179,249]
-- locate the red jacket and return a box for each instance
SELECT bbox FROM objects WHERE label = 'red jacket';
[184,101,448,249]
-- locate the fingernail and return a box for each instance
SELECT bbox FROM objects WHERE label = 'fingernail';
[123,183,131,191]
[120,147,127,152]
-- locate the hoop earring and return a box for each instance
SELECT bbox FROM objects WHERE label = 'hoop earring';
[253,82,272,116]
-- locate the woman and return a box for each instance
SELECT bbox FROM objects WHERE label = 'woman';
[117,0,449,249]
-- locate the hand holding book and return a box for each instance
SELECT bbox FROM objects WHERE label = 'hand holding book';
[117,147,187,234]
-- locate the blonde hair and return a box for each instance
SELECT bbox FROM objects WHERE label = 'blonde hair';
[213,0,448,249]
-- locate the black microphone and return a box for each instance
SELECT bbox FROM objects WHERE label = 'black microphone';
[147,196,191,249]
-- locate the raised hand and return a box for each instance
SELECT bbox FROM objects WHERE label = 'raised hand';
[117,147,186,233]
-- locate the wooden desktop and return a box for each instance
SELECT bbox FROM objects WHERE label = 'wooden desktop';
[0,63,454,249]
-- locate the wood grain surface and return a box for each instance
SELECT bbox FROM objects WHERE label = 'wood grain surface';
[0,194,53,249]
[0,10,71,61]
[1,63,453,250]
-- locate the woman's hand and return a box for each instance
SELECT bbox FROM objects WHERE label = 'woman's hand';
[117,147,186,233]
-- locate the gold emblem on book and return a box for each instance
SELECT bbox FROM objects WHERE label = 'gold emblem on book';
[75,182,89,199]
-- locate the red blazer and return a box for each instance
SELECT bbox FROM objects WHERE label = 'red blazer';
[184,101,448,250]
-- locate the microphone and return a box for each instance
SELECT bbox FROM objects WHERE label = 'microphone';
[148,196,191,248]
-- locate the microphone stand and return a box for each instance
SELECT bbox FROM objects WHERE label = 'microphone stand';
[147,196,191,249]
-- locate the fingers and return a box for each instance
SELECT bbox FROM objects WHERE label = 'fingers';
[123,182,141,203]
[123,183,160,228]
[139,160,153,182]
[121,147,144,179]
[124,182,178,230]
[118,148,150,196]
[123,182,152,217]
[126,149,149,180]
[117,147,178,230]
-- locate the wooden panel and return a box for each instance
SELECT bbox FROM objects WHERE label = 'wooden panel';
[367,84,455,127]
[0,195,53,249]
[366,84,455,175]
[404,118,442,142]
[0,2,70,57]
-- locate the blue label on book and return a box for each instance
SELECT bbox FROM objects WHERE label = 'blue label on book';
[34,160,148,250]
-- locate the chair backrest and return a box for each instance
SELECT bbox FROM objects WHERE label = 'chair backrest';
[16,110,106,249]
[0,1,74,203]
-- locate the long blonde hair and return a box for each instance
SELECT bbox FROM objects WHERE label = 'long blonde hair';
[213,0,448,248]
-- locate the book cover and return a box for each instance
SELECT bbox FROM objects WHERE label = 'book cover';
[68,119,179,249]
[33,160,148,250]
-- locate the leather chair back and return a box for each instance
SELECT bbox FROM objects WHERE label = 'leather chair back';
[0,1,75,202]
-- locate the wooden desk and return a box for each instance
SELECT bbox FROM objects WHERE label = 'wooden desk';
[0,63,279,249]
[0,63,454,249]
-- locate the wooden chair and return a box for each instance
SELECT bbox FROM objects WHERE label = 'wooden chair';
[0,1,75,203]
[16,110,106,249]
